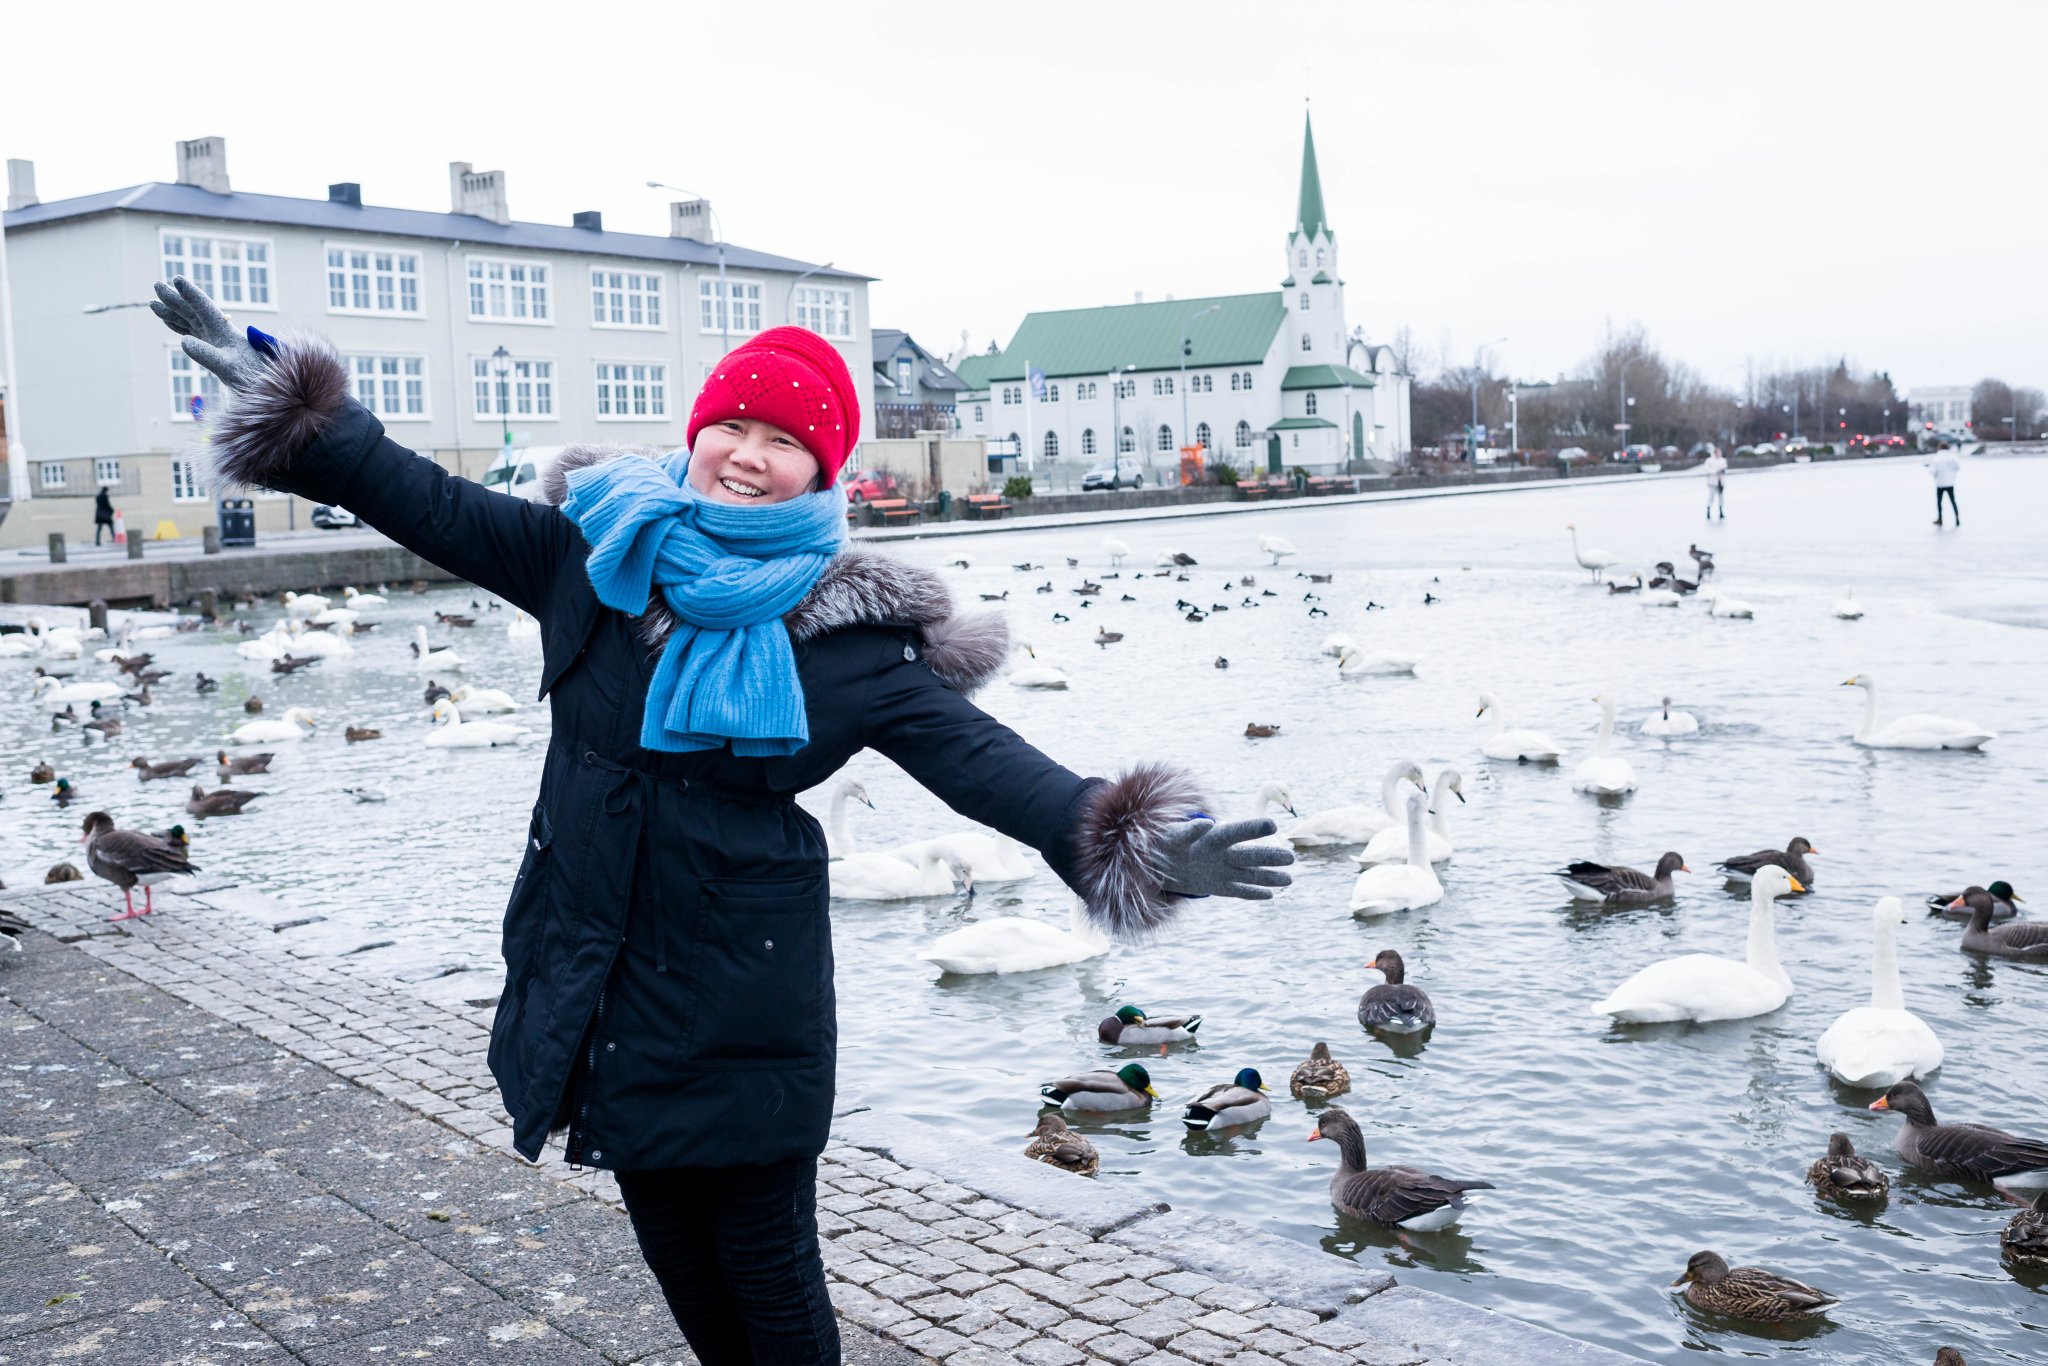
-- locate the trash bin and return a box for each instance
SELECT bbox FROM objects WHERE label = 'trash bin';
[218,498,256,548]
[935,489,953,519]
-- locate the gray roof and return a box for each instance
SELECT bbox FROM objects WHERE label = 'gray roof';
[2,182,870,280]
[870,328,966,393]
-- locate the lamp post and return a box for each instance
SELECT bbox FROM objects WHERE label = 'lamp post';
[1108,363,1136,489]
[1179,304,1220,472]
[491,345,511,454]
[1471,337,1506,462]
[647,181,726,356]
[1616,355,1637,457]
[784,261,834,326]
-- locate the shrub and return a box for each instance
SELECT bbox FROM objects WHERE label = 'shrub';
[1001,475,1034,499]
[1214,463,1240,486]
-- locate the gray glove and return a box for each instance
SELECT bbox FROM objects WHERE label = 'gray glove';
[1158,819,1294,900]
[151,276,269,392]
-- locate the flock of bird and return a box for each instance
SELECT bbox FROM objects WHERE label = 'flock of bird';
[3,584,543,923]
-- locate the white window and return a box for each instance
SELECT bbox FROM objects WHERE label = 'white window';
[1156,424,1174,453]
[973,404,984,422]
[698,277,762,335]
[344,354,430,419]
[467,257,551,322]
[171,458,207,503]
[1044,431,1059,460]
[791,285,854,338]
[1151,376,1175,396]
[1298,248,1307,267]
[472,358,556,419]
[1196,422,1212,449]
[591,269,664,329]
[39,460,66,489]
[95,457,122,486]
[1300,293,1310,311]
[596,363,668,420]
[1115,378,1137,400]
[1001,385,1022,405]
[1235,420,1252,448]
[325,245,422,315]
[168,351,222,421]
[1194,374,1212,393]
[162,232,274,308]
[897,357,915,397]
[1316,248,1325,267]
[1081,428,1096,455]
[1305,393,1318,416]
[1301,334,1312,352]
[1119,426,1135,454]
[1077,381,1096,401]
[1238,370,1254,389]
[1045,384,1060,403]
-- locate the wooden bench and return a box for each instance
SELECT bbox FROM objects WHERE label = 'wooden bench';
[1305,477,1346,496]
[865,497,922,527]
[1237,484,1274,501]
[964,494,1012,521]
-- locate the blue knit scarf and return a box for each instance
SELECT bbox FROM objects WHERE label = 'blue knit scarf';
[561,450,844,755]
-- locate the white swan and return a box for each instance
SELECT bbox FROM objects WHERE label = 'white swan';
[30,677,122,708]
[889,830,1034,884]
[1287,760,1424,847]
[1356,769,1460,865]
[1006,640,1070,690]
[1640,696,1698,736]
[1476,692,1563,762]
[281,591,329,616]
[40,627,84,659]
[1259,534,1298,565]
[1336,643,1418,676]
[413,625,466,671]
[507,610,541,641]
[830,846,970,901]
[308,606,359,627]
[1319,633,1356,657]
[1832,587,1863,620]
[448,684,520,716]
[277,621,355,657]
[1350,790,1443,916]
[1815,896,1943,1088]
[921,896,1110,974]
[343,586,388,609]
[821,776,874,860]
[236,624,294,662]
[1244,781,1301,846]
[1572,694,1638,794]
[0,619,47,657]
[1703,588,1754,619]
[1567,523,1617,581]
[1102,536,1132,567]
[1639,588,1683,607]
[1842,674,1993,750]
[425,699,527,747]
[1592,866,1801,1022]
[229,706,316,744]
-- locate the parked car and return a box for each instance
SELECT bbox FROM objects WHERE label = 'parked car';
[1081,457,1147,490]
[309,504,358,530]
[480,445,572,502]
[1620,443,1657,461]
[1555,446,1590,463]
[1657,445,1682,460]
[842,469,899,503]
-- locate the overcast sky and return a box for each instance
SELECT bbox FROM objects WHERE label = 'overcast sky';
[12,0,2040,392]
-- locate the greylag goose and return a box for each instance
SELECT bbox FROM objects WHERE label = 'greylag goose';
[1024,1112,1099,1175]
[1182,1068,1272,1130]
[187,784,263,817]
[0,906,28,951]
[1716,838,1816,886]
[81,709,123,742]
[1806,1133,1888,1202]
[80,810,196,920]
[1927,880,2018,921]
[1289,1042,1350,1100]
[1039,1063,1157,1114]
[1357,950,1435,1032]
[2003,1190,2048,1264]
[1951,888,2048,959]
[1308,1106,1493,1231]
[129,755,202,782]
[1869,1080,2048,1185]
[217,749,273,777]
[424,680,453,705]
[1098,1006,1201,1051]
[1671,1251,1839,1322]
[1555,852,1688,905]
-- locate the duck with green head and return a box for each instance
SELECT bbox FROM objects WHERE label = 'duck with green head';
[1041,1063,1157,1113]
[1099,1005,1202,1054]
[1927,879,2020,921]
[1182,1068,1271,1130]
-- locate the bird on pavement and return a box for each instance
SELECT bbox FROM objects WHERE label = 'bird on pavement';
[80,810,197,920]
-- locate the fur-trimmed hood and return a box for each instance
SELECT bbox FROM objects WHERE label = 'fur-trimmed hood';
[542,443,1008,696]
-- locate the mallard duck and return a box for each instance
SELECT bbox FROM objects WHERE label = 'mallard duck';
[187,784,263,817]
[1040,1063,1157,1114]
[1358,950,1435,1033]
[1182,1068,1271,1130]
[1952,888,2048,959]
[1927,880,2019,921]
[1806,1132,1889,1202]
[1870,1080,2048,1185]
[1025,1112,1100,1175]
[1289,1042,1350,1100]
[51,777,82,805]
[2002,1190,2048,1264]
[130,755,202,782]
[1717,837,1816,886]
[1098,1006,1201,1052]
[1555,852,1688,905]
[80,810,197,920]
[152,826,191,856]
[1671,1250,1840,1322]
[30,761,55,784]
[1309,1106,1493,1231]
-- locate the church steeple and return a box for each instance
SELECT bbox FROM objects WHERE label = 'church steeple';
[1294,110,1330,243]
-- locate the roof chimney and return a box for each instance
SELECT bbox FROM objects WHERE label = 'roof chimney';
[7,160,37,210]
[176,137,231,195]
[328,182,362,207]
[448,161,510,225]
[572,210,602,232]
[669,198,714,244]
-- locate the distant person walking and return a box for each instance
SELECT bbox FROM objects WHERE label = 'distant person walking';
[93,486,115,544]
[1700,446,1728,519]
[1928,447,1960,526]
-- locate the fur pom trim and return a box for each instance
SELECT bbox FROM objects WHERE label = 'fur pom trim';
[1071,763,1209,941]
[201,333,349,491]
[917,610,1009,695]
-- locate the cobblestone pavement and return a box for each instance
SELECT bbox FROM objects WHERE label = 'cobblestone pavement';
[2,881,1640,1366]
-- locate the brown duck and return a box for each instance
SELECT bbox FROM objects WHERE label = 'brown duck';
[1806,1132,1888,1202]
[270,654,320,675]
[187,784,264,817]
[1308,1106,1493,1231]
[1244,723,1281,738]
[1024,1113,1099,1176]
[130,755,203,782]
[1288,1041,1351,1101]
[217,749,273,777]
[345,725,383,742]
[81,710,123,742]
[45,862,84,884]
[244,695,264,713]
[30,761,55,784]
[1671,1250,1840,1322]
[2003,1190,2048,1264]
[80,810,197,920]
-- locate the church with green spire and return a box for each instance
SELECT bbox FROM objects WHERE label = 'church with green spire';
[956,111,1411,476]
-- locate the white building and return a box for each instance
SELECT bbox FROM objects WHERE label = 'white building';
[0,139,871,548]
[1905,385,1973,444]
[956,113,1411,479]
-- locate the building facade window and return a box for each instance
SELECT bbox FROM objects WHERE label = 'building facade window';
[472,358,556,419]
[897,357,915,397]
[1316,248,1325,267]
[1114,378,1137,399]
[973,404,984,422]
[1194,374,1212,392]
[1238,371,1254,389]
[1298,248,1307,267]
[1076,381,1096,401]
[1300,293,1310,311]
[1081,428,1096,456]
[1156,424,1174,453]
[791,285,853,338]
[596,362,668,419]
[1044,431,1059,460]
[1196,421,1212,450]
[345,354,429,419]
[1301,334,1312,351]
[170,458,207,503]
[1119,426,1135,454]
[168,351,221,421]
[162,233,273,308]
[95,457,122,486]
[1305,392,1318,416]
[39,461,65,490]
[1151,376,1174,396]
[1236,419,1252,448]
[327,245,421,315]
[1001,385,1022,405]
[590,269,664,329]
[467,257,550,322]
[699,277,762,335]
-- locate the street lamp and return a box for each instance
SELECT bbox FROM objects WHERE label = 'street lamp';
[491,345,512,454]
[1108,363,1137,489]
[1179,304,1220,474]
[648,181,727,356]
[1616,355,1637,457]
[1472,337,1506,461]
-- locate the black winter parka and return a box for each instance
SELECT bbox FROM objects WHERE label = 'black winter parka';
[205,338,1198,1171]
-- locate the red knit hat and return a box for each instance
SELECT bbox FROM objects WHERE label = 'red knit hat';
[687,326,861,485]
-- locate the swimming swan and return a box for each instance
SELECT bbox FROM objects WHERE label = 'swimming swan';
[425,700,527,747]
[1356,769,1461,865]
[1592,865,1801,1022]
[1336,643,1418,676]
[1349,790,1443,917]
[920,896,1111,974]
[1287,760,1424,847]
[1006,640,1070,690]
[1572,694,1638,794]
[821,775,873,860]
[228,707,316,744]
[830,845,971,901]
[1815,896,1943,1088]
[1832,587,1863,620]
[412,625,466,671]
[1842,674,1993,750]
[1476,692,1562,762]
[1640,695,1698,736]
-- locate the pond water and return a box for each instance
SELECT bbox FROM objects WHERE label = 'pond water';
[5,453,2044,1364]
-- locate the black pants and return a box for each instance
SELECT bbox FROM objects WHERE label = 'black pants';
[1935,485,1958,524]
[94,520,112,544]
[617,1159,840,1366]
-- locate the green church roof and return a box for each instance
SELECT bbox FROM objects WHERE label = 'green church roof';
[1310,270,1331,284]
[1270,416,1339,430]
[1290,111,1332,244]
[985,292,1285,381]
[1281,363,1375,390]
[953,353,999,391]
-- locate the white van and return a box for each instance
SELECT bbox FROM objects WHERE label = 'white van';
[480,445,571,502]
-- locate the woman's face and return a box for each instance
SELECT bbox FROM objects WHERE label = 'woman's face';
[687,419,823,505]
